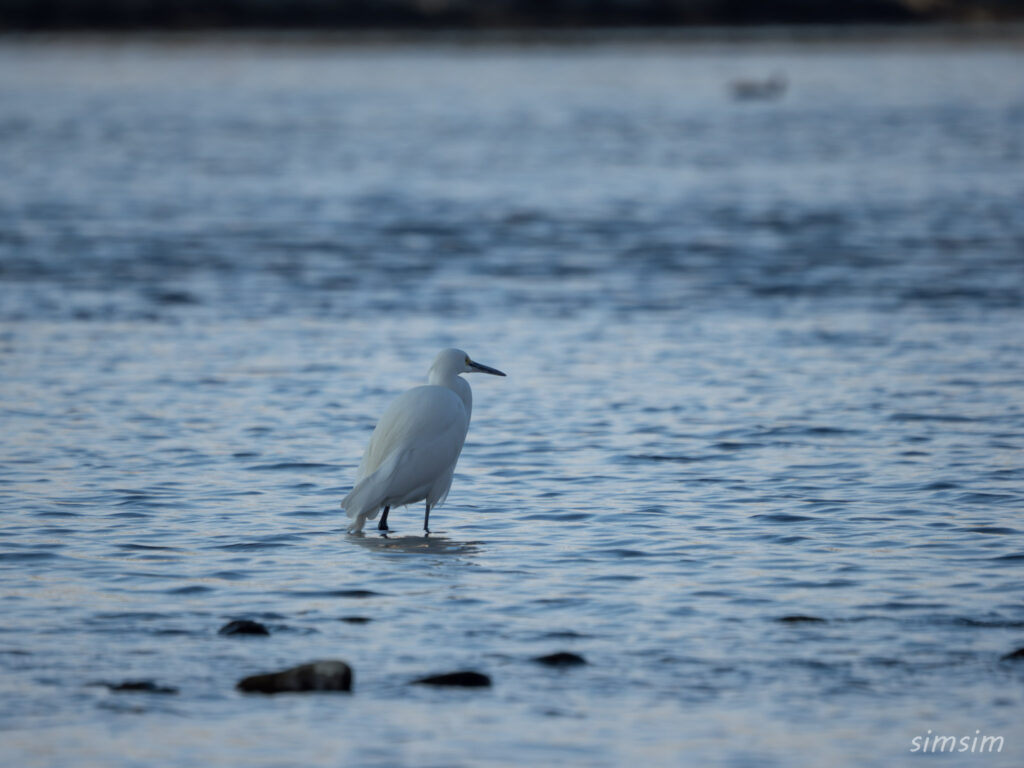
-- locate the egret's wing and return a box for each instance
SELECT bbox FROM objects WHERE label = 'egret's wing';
[343,386,469,532]
[343,416,467,529]
[382,418,465,498]
[356,386,467,481]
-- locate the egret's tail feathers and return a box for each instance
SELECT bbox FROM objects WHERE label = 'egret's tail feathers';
[341,471,389,533]
[345,511,370,534]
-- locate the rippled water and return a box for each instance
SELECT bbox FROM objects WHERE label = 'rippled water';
[2,32,1024,767]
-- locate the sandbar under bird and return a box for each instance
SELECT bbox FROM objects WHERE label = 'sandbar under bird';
[341,348,505,534]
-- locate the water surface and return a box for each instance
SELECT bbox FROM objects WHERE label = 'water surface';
[1,32,1023,767]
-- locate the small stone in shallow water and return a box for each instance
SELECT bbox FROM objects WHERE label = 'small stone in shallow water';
[777,615,826,624]
[340,616,372,624]
[219,619,270,636]
[237,660,353,693]
[533,652,587,667]
[412,671,491,687]
[103,680,178,694]
[1001,647,1024,661]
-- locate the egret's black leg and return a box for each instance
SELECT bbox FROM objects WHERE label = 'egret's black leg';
[377,506,390,531]
[423,504,430,535]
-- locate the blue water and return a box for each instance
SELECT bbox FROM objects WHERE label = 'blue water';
[2,32,1023,767]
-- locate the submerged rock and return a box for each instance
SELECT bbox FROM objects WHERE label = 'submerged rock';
[777,615,826,624]
[237,660,353,693]
[413,670,491,687]
[219,619,270,636]
[533,652,587,667]
[1001,647,1024,661]
[102,680,178,694]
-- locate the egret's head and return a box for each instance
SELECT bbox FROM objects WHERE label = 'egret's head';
[431,348,506,378]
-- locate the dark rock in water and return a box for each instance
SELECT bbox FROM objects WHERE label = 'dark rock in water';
[340,616,372,624]
[413,670,491,687]
[534,652,587,667]
[103,680,178,694]
[1001,647,1024,661]
[237,660,352,693]
[777,615,826,623]
[219,619,270,636]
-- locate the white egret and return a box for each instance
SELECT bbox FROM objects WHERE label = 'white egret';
[341,348,505,535]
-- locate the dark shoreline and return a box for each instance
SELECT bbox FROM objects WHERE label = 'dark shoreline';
[1,0,1023,34]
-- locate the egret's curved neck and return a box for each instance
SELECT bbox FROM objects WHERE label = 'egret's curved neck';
[428,369,473,419]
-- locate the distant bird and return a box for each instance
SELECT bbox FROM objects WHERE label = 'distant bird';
[730,73,787,101]
[342,348,505,535]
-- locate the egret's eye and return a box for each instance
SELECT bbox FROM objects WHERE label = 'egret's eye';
[465,356,470,365]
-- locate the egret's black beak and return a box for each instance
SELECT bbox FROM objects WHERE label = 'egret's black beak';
[468,360,506,376]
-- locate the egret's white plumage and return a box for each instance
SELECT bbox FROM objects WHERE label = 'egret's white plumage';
[342,348,505,534]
